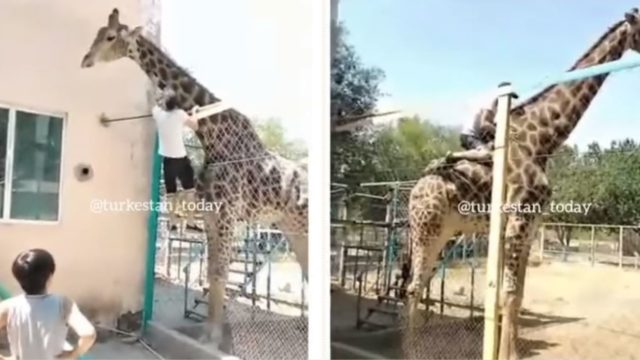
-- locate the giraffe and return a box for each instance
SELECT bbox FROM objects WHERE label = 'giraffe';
[80,9,308,347]
[404,8,640,360]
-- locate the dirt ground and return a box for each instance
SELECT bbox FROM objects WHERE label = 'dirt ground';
[331,261,640,359]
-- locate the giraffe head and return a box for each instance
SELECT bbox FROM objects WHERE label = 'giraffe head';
[80,8,142,68]
[624,8,640,52]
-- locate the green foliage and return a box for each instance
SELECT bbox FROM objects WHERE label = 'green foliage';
[331,24,385,120]
[547,139,640,227]
[254,118,307,160]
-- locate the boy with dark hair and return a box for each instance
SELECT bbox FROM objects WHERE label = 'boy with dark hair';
[152,89,201,231]
[0,249,96,360]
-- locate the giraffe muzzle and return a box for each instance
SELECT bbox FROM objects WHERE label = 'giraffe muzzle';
[81,54,94,68]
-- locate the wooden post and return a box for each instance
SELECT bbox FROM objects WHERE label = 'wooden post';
[590,226,596,267]
[619,227,623,269]
[539,225,545,262]
[482,83,514,360]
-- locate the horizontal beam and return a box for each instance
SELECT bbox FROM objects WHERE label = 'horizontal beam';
[516,56,640,93]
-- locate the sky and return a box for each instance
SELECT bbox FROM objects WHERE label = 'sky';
[161,0,312,144]
[339,0,640,149]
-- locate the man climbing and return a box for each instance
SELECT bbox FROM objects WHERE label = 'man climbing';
[152,89,201,231]
[426,89,518,172]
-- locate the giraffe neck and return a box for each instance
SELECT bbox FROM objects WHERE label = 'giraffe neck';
[127,34,266,161]
[516,19,632,155]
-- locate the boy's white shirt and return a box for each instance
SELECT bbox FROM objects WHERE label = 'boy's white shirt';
[0,294,94,359]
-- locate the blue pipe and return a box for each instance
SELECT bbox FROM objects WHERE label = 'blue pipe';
[515,56,640,94]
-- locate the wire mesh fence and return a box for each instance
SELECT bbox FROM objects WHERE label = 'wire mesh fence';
[331,178,640,359]
[331,182,491,359]
[153,209,308,359]
[150,125,308,359]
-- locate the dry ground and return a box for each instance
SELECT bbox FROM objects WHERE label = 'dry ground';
[331,261,640,359]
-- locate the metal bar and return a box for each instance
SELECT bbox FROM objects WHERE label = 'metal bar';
[591,226,596,267]
[165,239,172,278]
[142,136,162,331]
[515,57,640,94]
[353,247,360,292]
[619,227,624,269]
[339,244,347,287]
[439,266,445,315]
[350,192,388,200]
[355,273,363,328]
[101,113,151,124]
[176,240,183,281]
[267,241,272,311]
[251,231,257,308]
[483,83,515,360]
[301,271,305,317]
[360,181,401,187]
[542,222,640,229]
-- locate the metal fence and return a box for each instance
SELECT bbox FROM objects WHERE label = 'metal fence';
[152,193,307,359]
[536,223,640,269]
[331,182,491,359]
[331,180,640,359]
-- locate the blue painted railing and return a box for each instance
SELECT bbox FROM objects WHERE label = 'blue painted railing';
[513,55,640,95]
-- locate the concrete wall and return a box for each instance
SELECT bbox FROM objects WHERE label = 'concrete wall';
[0,0,155,323]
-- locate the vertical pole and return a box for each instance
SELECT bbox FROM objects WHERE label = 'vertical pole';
[619,227,624,269]
[483,83,514,360]
[252,228,258,308]
[590,226,596,267]
[177,240,183,281]
[142,137,161,331]
[539,225,545,262]
[164,221,171,277]
[339,244,347,287]
[382,193,392,293]
[301,270,305,317]
[463,236,467,262]
[267,240,272,311]
[353,247,360,291]
[439,265,445,315]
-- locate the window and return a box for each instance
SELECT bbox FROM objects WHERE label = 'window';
[1,105,64,222]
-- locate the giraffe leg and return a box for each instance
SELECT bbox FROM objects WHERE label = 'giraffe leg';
[200,209,231,349]
[498,215,536,360]
[402,208,451,359]
[275,205,308,279]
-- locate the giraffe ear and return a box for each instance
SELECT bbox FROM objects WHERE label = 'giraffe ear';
[130,26,144,37]
[625,9,639,24]
[108,8,120,27]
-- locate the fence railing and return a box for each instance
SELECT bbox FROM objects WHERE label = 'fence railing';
[537,222,640,269]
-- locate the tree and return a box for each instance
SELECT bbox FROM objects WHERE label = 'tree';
[546,139,640,258]
[254,118,307,160]
[331,24,385,123]
[331,23,386,191]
